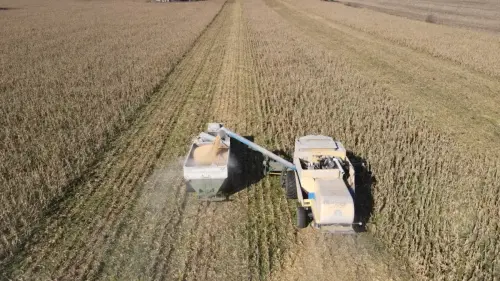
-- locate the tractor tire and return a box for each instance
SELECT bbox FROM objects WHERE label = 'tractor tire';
[297,206,308,228]
[285,171,298,199]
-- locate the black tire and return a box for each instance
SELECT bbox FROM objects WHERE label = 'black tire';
[297,206,308,228]
[285,171,298,199]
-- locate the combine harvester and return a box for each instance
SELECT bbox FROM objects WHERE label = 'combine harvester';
[183,123,362,233]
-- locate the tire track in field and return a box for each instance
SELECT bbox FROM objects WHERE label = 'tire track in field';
[4,2,229,276]
[96,0,252,280]
[175,3,240,279]
[9,4,228,269]
[90,7,231,276]
[94,2,233,279]
[165,1,255,279]
[60,4,232,277]
[3,2,230,280]
[151,7,230,278]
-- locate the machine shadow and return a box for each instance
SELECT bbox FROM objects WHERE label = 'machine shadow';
[347,151,375,233]
[223,136,267,196]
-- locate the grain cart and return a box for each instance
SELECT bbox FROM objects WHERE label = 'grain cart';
[183,123,360,233]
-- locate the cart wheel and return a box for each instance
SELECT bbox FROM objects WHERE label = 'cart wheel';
[297,206,308,228]
[285,171,297,199]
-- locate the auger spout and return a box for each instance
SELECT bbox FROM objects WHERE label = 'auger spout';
[219,126,296,171]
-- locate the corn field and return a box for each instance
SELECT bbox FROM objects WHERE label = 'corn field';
[1,0,499,280]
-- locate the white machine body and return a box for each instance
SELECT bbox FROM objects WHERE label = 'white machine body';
[293,135,356,233]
